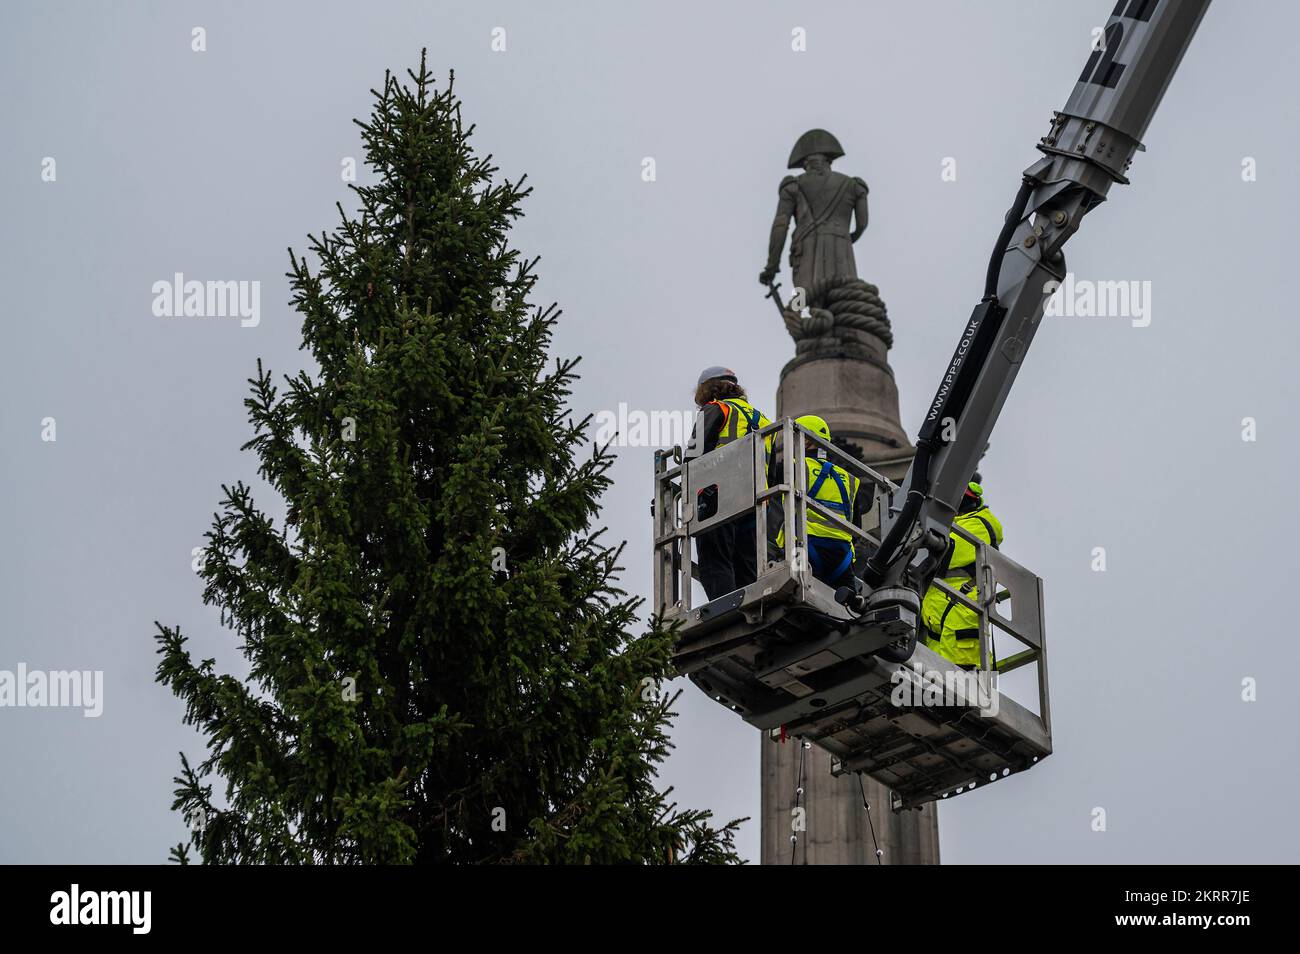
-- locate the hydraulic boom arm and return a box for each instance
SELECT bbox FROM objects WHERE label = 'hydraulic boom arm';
[864,0,1210,593]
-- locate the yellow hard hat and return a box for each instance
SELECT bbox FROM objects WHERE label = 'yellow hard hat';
[795,414,831,441]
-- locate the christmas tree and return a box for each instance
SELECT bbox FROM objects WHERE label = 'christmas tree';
[155,53,742,864]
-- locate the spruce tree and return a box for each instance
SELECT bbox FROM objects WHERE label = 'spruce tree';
[155,54,742,864]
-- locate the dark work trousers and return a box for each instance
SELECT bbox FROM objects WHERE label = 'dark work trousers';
[808,536,856,591]
[696,513,759,602]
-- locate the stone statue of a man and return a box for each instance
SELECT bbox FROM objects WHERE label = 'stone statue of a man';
[759,129,869,305]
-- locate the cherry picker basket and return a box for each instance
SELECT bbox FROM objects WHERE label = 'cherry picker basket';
[652,418,1051,809]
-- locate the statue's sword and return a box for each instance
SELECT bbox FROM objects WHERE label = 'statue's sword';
[763,278,785,319]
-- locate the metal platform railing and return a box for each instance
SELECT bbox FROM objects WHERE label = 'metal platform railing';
[653,418,894,621]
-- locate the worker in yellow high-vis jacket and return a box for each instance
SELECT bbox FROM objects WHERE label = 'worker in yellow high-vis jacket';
[921,478,1004,668]
[771,415,866,591]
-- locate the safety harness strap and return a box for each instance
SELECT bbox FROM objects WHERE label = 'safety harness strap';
[809,539,854,583]
[974,514,1000,550]
[827,544,853,581]
[936,579,978,641]
[807,460,852,515]
[722,400,760,437]
[941,511,999,579]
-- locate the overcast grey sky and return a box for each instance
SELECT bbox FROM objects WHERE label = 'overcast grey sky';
[2,0,1296,864]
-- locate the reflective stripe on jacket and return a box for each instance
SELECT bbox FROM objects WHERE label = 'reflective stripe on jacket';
[712,398,772,455]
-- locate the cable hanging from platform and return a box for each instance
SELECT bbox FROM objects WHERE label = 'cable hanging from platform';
[858,774,883,865]
[790,739,809,865]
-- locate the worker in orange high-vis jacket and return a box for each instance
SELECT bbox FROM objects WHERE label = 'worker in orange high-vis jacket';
[685,366,773,601]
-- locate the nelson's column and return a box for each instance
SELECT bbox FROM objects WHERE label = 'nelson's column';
[757,129,940,865]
